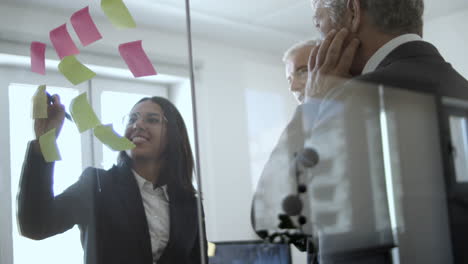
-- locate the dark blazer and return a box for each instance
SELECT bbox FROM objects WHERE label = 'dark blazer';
[355,40,468,100]
[355,40,468,263]
[251,40,468,263]
[17,141,208,264]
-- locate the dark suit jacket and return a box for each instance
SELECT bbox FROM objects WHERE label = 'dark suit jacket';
[17,141,208,264]
[251,40,468,263]
[354,40,468,263]
[355,40,468,100]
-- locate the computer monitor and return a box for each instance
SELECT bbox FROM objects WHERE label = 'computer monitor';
[209,240,292,264]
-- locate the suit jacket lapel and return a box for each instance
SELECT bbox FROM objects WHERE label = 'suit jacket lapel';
[159,191,198,263]
[113,164,153,263]
[112,164,199,264]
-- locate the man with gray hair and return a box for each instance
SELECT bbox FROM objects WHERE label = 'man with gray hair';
[305,0,468,263]
[307,0,467,97]
[283,39,318,104]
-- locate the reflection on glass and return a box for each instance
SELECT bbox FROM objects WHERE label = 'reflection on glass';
[209,241,291,264]
[2,0,205,263]
[252,83,395,263]
[449,116,468,183]
[245,89,287,191]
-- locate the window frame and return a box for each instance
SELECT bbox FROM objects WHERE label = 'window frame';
[0,60,88,264]
[0,54,172,264]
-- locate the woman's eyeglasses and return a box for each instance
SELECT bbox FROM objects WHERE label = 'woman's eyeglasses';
[123,112,168,128]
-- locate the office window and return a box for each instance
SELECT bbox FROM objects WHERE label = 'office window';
[3,62,170,264]
[9,83,83,264]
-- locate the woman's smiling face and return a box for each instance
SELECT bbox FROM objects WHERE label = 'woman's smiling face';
[124,100,168,162]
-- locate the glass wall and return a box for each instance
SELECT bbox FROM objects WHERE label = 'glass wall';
[2,1,468,264]
[0,1,201,264]
[186,1,467,264]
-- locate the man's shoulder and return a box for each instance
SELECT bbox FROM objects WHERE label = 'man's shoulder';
[352,42,468,97]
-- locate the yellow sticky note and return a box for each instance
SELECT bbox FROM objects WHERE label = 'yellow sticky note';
[39,128,61,162]
[94,124,135,151]
[70,92,101,133]
[101,0,136,29]
[58,55,96,85]
[207,242,216,257]
[32,84,48,119]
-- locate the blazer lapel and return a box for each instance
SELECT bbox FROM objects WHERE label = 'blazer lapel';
[112,164,199,264]
[159,191,198,263]
[113,165,153,263]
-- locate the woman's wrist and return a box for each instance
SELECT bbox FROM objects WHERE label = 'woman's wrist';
[31,139,42,156]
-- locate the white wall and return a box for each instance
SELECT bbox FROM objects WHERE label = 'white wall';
[0,0,296,253]
[424,9,468,78]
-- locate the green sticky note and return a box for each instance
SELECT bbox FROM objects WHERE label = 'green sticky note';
[32,84,48,119]
[101,0,136,29]
[94,124,135,151]
[70,92,101,133]
[58,55,96,85]
[39,128,61,162]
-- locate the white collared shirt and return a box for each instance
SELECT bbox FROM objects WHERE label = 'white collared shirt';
[133,170,170,264]
[362,34,422,74]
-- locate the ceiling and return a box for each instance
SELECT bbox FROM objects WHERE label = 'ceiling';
[4,0,468,54]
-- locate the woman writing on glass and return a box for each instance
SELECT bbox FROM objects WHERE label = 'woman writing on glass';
[17,95,207,264]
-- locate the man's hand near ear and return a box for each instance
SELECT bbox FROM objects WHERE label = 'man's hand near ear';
[305,28,360,100]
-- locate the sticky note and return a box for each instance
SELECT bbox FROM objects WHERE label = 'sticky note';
[207,242,216,257]
[32,85,48,119]
[58,55,96,85]
[70,92,101,133]
[39,128,61,162]
[101,0,136,29]
[94,124,135,151]
[119,40,157,77]
[30,42,46,75]
[50,24,80,59]
[71,6,103,46]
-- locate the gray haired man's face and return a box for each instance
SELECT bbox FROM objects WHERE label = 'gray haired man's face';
[285,45,314,104]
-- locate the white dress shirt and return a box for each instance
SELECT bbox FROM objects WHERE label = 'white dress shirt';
[362,34,422,74]
[133,170,170,264]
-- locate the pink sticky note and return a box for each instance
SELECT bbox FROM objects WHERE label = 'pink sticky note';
[71,6,102,46]
[30,42,46,75]
[50,24,80,59]
[118,40,157,78]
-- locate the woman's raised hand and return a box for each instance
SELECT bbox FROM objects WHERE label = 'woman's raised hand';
[34,94,66,139]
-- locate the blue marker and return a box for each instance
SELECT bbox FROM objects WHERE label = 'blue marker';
[46,93,73,122]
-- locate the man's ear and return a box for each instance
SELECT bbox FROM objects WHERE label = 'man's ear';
[347,0,361,33]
